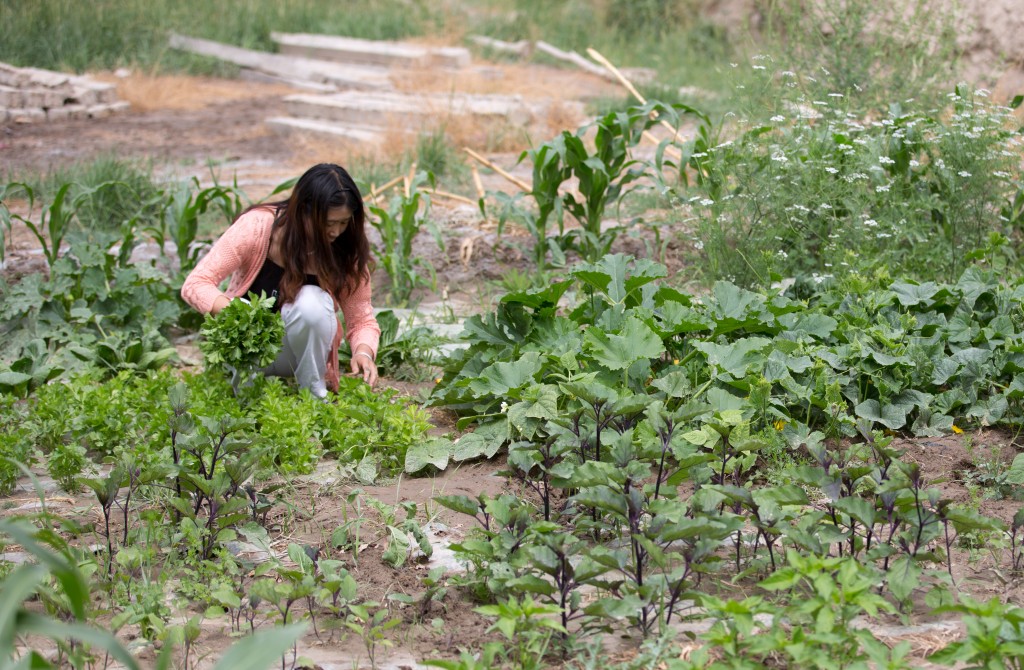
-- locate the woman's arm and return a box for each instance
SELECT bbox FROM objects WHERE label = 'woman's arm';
[180,213,262,313]
[340,276,381,386]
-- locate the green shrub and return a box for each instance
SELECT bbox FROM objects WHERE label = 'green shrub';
[686,79,1023,286]
[759,0,959,111]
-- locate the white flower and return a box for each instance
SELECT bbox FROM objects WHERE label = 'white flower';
[958,171,972,177]
[770,115,786,122]
[828,93,844,98]
[771,151,789,162]
[879,156,896,165]
[876,233,892,238]
[820,203,833,209]
[500,401,509,414]
[691,152,708,158]
[700,199,715,206]
[781,70,796,77]
[909,160,920,167]
[825,166,839,174]
[876,185,890,193]
[694,241,704,250]
[864,219,879,227]
[777,250,789,258]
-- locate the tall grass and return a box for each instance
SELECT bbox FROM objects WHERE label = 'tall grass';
[0,0,438,73]
[464,0,738,94]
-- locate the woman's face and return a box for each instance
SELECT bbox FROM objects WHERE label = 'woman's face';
[324,206,354,243]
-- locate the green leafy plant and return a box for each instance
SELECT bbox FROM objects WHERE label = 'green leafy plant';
[474,595,566,670]
[345,601,401,670]
[199,291,284,394]
[928,596,1024,668]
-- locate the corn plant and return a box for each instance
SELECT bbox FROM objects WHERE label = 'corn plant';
[149,177,242,274]
[492,101,704,267]
[3,182,77,270]
[368,171,443,306]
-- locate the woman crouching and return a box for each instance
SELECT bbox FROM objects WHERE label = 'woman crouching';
[181,163,380,397]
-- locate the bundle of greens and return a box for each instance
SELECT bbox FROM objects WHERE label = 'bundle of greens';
[199,292,284,392]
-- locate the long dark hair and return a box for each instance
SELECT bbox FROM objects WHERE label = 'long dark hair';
[247,163,370,306]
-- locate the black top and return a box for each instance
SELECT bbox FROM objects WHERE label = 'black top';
[245,257,320,312]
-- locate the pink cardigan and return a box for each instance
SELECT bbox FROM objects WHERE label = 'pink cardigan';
[180,207,380,392]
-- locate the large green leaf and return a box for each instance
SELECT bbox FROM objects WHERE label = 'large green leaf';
[405,438,453,474]
[584,317,665,370]
[890,281,941,307]
[695,337,772,379]
[854,397,917,429]
[452,421,507,462]
[468,352,543,396]
[461,303,533,347]
[572,254,666,308]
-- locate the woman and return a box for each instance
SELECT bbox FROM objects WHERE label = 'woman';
[181,163,380,396]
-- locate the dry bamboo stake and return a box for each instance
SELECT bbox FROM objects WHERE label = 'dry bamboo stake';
[470,163,486,200]
[463,148,531,192]
[428,189,478,206]
[586,47,682,140]
[404,162,417,198]
[369,175,404,205]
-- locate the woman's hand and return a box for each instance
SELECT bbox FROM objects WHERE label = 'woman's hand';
[351,347,378,387]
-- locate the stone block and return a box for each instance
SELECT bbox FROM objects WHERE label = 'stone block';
[22,88,66,108]
[46,104,87,121]
[11,108,46,123]
[87,101,130,118]
[0,85,22,108]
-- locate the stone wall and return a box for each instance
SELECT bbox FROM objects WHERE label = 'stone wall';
[0,62,128,124]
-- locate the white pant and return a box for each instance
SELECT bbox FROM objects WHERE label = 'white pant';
[262,285,338,398]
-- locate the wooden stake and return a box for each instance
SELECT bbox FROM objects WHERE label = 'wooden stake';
[470,164,485,200]
[428,189,478,206]
[535,41,613,81]
[404,162,417,198]
[463,148,531,192]
[370,175,403,202]
[586,47,682,140]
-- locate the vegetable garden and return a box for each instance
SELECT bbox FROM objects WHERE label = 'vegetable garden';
[3,0,1024,668]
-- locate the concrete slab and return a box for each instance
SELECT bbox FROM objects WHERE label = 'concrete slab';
[239,67,338,93]
[283,90,535,127]
[169,33,393,91]
[265,116,385,147]
[272,32,471,69]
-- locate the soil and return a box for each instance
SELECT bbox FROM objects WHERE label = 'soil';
[3,49,1024,670]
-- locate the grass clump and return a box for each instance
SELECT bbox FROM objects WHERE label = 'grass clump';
[0,0,438,73]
